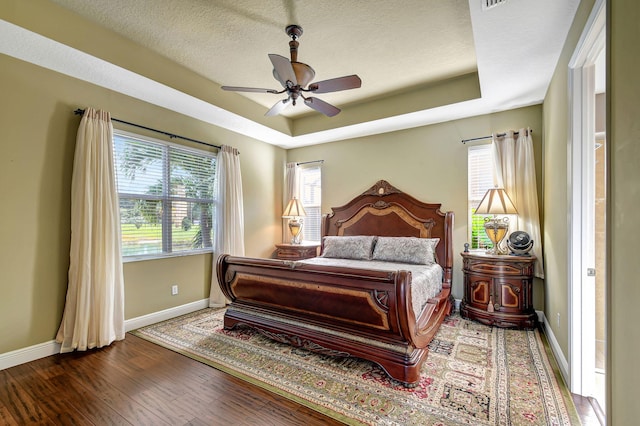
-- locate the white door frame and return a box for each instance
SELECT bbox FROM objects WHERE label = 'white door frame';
[567,0,605,395]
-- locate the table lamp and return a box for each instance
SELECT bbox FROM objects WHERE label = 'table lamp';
[282,197,307,244]
[475,188,518,255]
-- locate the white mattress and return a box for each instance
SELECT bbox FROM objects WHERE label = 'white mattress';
[297,257,443,318]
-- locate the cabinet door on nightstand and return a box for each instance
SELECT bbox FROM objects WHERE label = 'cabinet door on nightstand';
[465,274,492,309]
[494,279,524,313]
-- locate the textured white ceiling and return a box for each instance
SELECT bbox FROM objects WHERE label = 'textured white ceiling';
[48,0,478,117]
[2,0,581,147]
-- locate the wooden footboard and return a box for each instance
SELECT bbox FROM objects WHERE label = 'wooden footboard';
[218,254,452,386]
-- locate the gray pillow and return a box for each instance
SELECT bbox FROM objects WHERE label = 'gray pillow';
[321,236,376,260]
[372,237,440,265]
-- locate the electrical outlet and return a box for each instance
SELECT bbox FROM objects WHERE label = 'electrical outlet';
[171,284,179,296]
[556,312,560,328]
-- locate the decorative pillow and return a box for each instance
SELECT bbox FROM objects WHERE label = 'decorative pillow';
[321,236,376,260]
[372,237,440,265]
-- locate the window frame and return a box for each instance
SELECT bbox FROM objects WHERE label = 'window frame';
[297,163,322,243]
[468,144,494,250]
[113,130,217,262]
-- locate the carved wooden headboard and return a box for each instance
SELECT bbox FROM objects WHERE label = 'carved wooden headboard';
[322,180,454,287]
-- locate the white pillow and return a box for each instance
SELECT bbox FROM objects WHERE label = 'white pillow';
[321,236,376,260]
[372,237,439,265]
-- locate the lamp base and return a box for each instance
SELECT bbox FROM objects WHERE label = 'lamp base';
[288,218,303,244]
[484,216,509,255]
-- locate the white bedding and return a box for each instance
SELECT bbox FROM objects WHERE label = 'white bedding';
[297,257,443,318]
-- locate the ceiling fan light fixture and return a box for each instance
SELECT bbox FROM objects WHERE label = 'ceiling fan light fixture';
[291,62,315,87]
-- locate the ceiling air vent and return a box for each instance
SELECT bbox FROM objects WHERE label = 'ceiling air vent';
[482,0,509,11]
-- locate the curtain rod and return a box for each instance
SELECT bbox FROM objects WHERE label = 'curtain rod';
[296,159,324,166]
[461,129,533,144]
[73,109,222,150]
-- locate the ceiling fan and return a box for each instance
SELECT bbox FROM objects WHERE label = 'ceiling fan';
[221,25,362,117]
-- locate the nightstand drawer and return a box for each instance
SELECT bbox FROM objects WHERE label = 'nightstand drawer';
[275,243,319,260]
[463,256,533,276]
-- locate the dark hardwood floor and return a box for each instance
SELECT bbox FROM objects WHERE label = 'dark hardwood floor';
[0,334,339,425]
[0,333,602,425]
[572,394,606,426]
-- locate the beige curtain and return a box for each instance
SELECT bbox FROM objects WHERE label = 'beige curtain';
[282,162,299,243]
[56,108,125,353]
[209,145,245,307]
[492,128,544,278]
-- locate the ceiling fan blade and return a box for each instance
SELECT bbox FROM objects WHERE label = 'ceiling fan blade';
[221,86,279,94]
[304,97,341,117]
[269,54,297,87]
[265,98,292,116]
[308,75,362,94]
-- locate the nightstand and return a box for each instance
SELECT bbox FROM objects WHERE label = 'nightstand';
[274,242,320,260]
[460,251,538,329]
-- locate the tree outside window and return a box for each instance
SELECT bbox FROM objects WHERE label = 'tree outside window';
[113,131,216,258]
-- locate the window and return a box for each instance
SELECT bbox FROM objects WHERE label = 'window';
[468,144,494,249]
[298,164,322,242]
[113,131,216,258]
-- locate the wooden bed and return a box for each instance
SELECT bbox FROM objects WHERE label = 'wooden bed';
[217,180,454,386]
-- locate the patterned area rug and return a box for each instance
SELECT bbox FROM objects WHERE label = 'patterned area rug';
[132,308,580,425]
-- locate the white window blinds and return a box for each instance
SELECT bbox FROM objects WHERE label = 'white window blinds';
[468,145,494,249]
[299,165,322,242]
[113,131,216,257]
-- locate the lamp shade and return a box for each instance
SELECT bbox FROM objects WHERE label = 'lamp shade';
[282,197,307,218]
[475,188,518,215]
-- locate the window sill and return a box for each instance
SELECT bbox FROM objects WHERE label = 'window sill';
[122,249,213,263]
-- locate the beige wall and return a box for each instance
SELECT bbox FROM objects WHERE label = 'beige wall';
[541,0,596,361]
[543,0,640,420]
[287,105,543,302]
[0,49,285,354]
[608,0,640,422]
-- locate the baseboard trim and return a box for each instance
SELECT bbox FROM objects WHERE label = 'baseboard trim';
[124,299,209,332]
[0,299,209,371]
[0,340,61,371]
[538,311,570,384]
